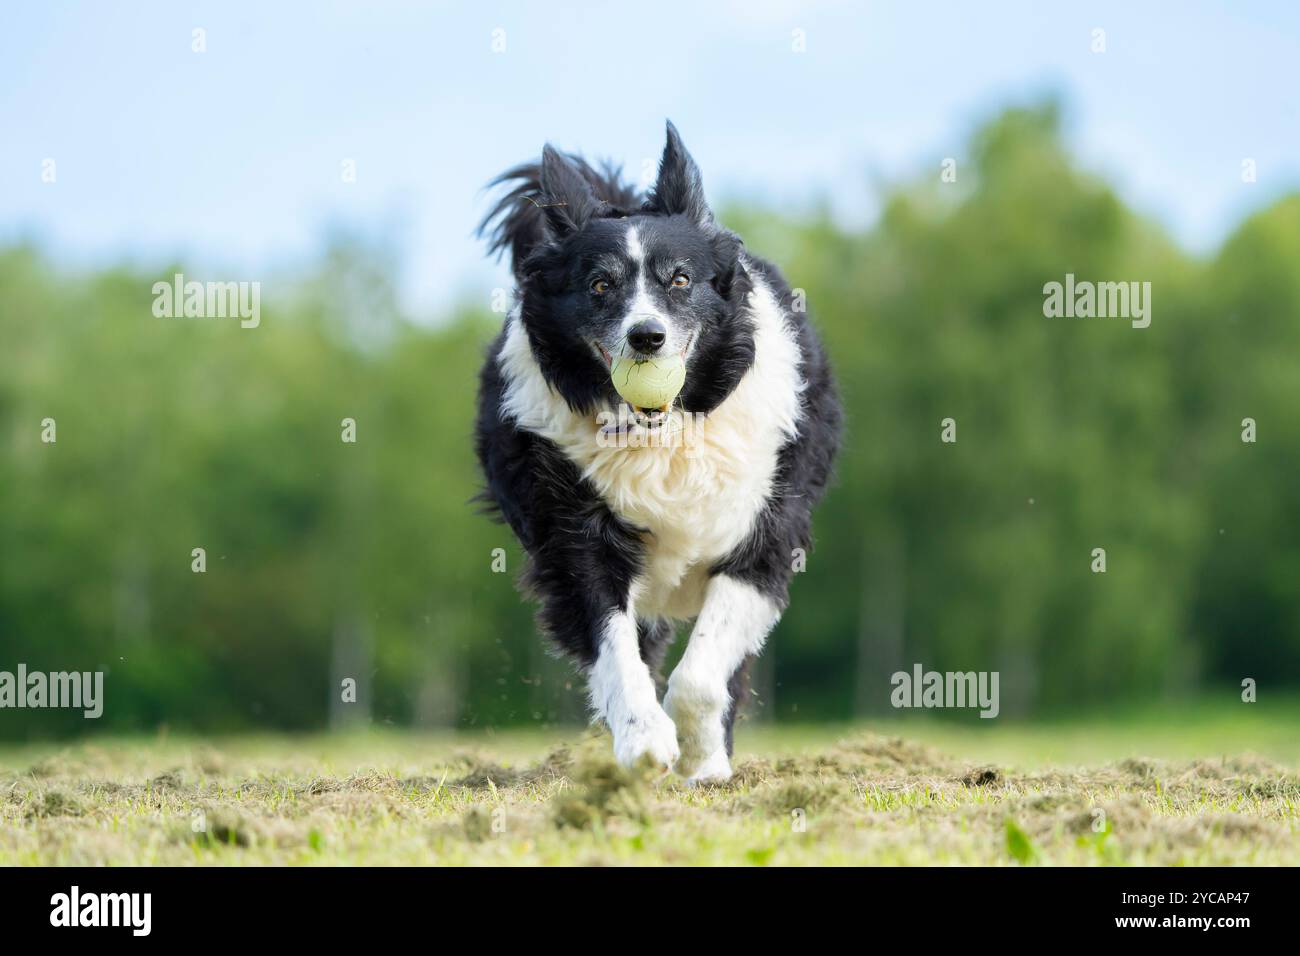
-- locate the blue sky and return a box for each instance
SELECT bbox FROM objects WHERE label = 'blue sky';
[2,1,1297,315]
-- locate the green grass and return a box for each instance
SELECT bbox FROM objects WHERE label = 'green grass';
[3,703,1299,865]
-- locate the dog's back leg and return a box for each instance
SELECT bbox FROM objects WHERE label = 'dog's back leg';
[636,617,677,686]
[721,655,753,757]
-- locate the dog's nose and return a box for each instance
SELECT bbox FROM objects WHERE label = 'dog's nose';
[627,319,667,354]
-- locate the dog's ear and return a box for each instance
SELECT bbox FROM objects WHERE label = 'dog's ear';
[538,145,601,239]
[646,121,713,226]
[481,151,638,279]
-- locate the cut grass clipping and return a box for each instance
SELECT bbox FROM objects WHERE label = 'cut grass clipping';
[1,730,1297,865]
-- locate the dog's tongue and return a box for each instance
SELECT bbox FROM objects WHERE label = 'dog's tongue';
[599,410,629,438]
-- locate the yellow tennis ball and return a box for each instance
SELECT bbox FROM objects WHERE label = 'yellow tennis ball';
[610,354,686,410]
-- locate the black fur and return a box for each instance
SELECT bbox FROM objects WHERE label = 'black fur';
[722,658,752,756]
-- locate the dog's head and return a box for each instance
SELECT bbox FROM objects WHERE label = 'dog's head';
[481,122,756,418]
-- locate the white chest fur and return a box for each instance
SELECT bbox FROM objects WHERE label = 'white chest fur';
[498,270,805,620]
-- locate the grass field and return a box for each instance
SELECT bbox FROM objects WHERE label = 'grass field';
[3,701,1299,865]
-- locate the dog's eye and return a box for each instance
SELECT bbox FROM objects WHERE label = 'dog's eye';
[591,278,611,294]
[671,273,690,289]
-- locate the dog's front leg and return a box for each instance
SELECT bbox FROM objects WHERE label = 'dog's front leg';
[589,600,679,770]
[664,575,780,783]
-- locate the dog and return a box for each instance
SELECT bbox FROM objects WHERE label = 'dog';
[475,122,841,783]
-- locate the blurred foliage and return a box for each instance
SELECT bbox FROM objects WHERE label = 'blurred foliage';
[2,103,1298,738]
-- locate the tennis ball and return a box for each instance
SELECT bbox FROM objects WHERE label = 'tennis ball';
[610,354,686,410]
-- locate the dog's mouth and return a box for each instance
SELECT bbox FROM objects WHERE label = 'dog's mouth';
[623,403,669,429]
[597,399,670,436]
[593,332,694,424]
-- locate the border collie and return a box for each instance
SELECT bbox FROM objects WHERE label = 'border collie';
[475,122,841,783]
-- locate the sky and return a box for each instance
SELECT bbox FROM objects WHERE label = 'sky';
[2,1,1298,316]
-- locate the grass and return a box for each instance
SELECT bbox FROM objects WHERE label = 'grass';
[3,703,1299,865]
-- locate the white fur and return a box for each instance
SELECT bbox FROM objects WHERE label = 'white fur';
[664,575,779,781]
[587,597,679,769]
[625,223,645,262]
[498,261,805,621]
[618,224,676,351]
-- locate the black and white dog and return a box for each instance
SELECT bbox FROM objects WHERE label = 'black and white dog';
[475,123,841,783]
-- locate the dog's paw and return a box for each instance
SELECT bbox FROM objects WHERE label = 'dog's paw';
[612,706,680,771]
[684,747,733,787]
[663,675,727,775]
